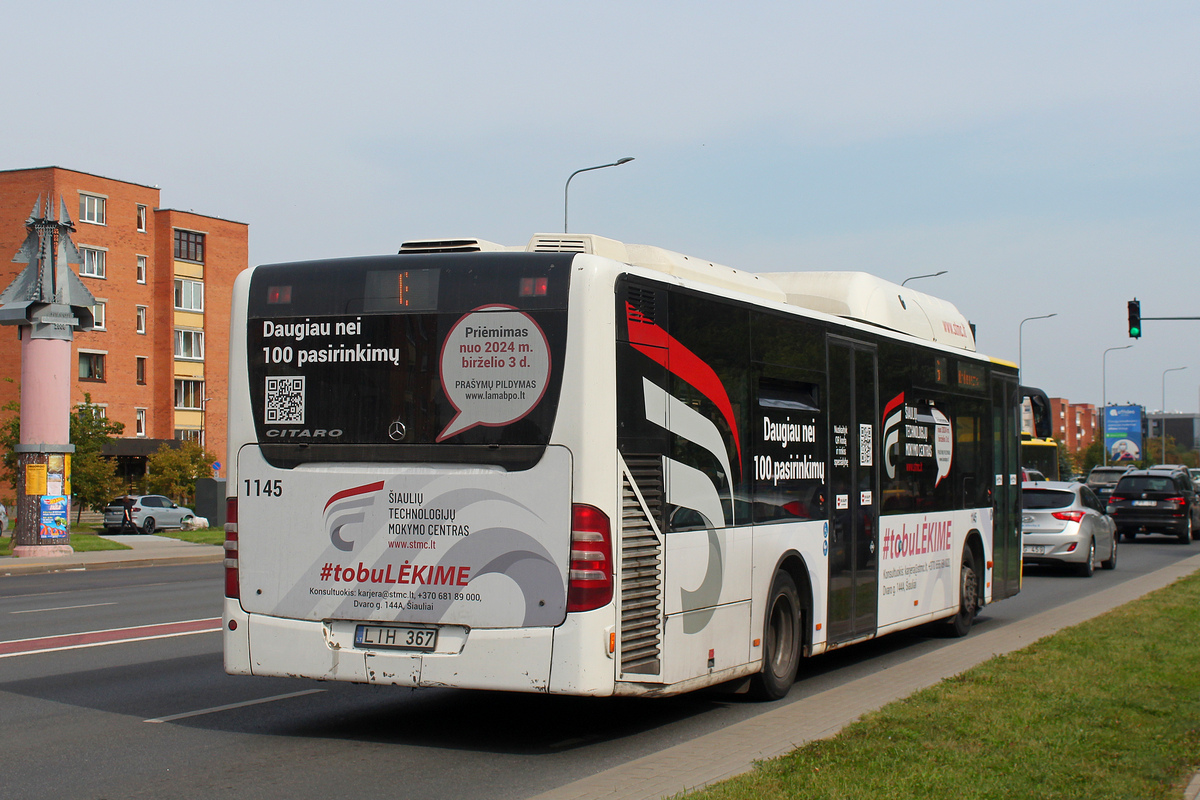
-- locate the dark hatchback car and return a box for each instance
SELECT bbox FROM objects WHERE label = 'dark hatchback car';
[1085,465,1131,503]
[1107,469,1200,543]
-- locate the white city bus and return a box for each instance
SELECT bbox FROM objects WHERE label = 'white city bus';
[224,234,1024,699]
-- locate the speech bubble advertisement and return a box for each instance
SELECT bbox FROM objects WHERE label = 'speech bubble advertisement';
[437,305,551,441]
[931,408,953,487]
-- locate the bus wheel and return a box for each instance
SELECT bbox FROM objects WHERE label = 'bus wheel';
[750,570,801,701]
[945,548,979,638]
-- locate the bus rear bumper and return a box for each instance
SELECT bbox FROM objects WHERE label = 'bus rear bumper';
[223,599,559,693]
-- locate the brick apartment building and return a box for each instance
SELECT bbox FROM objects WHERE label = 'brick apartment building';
[0,166,247,496]
[1049,397,1098,452]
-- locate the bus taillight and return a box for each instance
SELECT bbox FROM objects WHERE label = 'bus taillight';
[224,498,240,599]
[567,504,612,613]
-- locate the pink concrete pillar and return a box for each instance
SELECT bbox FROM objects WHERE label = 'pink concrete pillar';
[20,337,71,446]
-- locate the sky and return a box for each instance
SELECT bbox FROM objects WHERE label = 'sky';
[4,1,1199,413]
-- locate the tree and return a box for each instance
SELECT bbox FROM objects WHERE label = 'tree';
[71,451,121,523]
[146,440,216,506]
[1076,438,1105,476]
[1056,440,1071,479]
[0,400,18,500]
[0,395,125,521]
[70,396,126,521]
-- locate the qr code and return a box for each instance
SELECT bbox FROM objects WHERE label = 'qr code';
[859,423,873,466]
[265,376,305,424]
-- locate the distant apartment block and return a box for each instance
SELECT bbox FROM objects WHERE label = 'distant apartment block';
[1050,398,1097,452]
[0,166,247,490]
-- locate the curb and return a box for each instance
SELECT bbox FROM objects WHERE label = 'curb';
[0,549,224,576]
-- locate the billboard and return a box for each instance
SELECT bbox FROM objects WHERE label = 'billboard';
[1105,405,1143,462]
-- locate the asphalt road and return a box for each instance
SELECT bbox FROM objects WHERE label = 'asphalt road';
[0,535,1194,800]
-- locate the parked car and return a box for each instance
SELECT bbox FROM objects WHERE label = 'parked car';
[1085,465,1132,503]
[103,495,195,535]
[1022,481,1117,576]
[1106,469,1200,543]
[1021,467,1048,483]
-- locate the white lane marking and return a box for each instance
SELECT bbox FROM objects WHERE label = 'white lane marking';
[0,617,222,659]
[0,628,220,659]
[144,689,327,723]
[10,602,118,614]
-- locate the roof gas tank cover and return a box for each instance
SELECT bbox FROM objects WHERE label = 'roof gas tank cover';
[394,234,974,351]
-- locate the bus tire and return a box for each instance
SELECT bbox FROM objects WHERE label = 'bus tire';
[749,570,801,701]
[945,548,979,638]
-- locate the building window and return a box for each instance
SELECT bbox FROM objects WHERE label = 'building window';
[136,356,147,385]
[174,278,204,312]
[175,379,204,409]
[136,255,147,284]
[175,429,201,443]
[136,306,147,334]
[136,204,147,232]
[81,247,106,278]
[136,408,147,437]
[92,300,106,330]
[174,230,205,263]
[80,194,106,225]
[79,351,106,381]
[82,404,107,419]
[174,328,204,360]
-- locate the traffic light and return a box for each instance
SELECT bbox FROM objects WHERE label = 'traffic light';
[1127,299,1141,338]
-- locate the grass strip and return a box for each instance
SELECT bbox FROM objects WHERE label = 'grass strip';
[0,531,132,557]
[686,572,1200,800]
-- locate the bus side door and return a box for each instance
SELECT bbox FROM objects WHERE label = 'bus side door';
[826,338,879,643]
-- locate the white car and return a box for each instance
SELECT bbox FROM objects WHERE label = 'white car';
[103,495,195,535]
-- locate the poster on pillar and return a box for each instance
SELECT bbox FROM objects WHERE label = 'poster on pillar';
[39,496,69,542]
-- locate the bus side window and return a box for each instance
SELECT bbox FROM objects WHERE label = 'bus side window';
[752,376,826,524]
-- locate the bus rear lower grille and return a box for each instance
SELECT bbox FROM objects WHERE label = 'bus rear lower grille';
[619,465,664,675]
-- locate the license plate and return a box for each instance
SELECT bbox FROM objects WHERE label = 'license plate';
[1023,545,1046,555]
[1133,500,1157,507]
[354,624,437,651]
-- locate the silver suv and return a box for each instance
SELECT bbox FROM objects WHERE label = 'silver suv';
[103,495,195,535]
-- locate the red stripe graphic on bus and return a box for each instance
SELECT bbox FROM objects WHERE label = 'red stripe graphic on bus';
[324,481,385,552]
[883,391,905,422]
[625,302,743,470]
[324,481,385,512]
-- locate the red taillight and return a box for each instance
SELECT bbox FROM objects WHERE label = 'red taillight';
[224,497,239,599]
[1167,496,1186,507]
[566,504,612,613]
[1051,510,1085,523]
[1108,496,1125,503]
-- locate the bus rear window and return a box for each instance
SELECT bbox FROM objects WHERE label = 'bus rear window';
[246,253,571,469]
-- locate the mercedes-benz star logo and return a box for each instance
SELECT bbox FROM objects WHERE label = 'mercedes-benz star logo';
[388,420,407,441]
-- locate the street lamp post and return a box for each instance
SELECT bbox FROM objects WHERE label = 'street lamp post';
[1018,313,1057,384]
[1101,344,1133,465]
[900,270,947,286]
[564,157,634,233]
[1161,366,1187,461]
